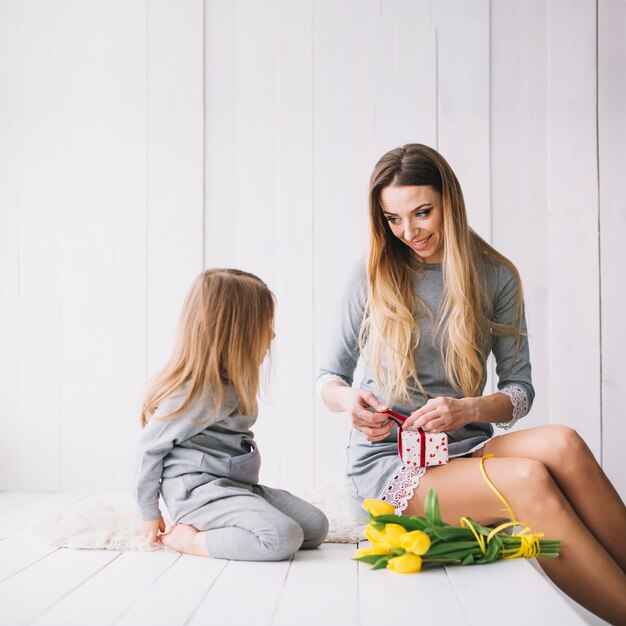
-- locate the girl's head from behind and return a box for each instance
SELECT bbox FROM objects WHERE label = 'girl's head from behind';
[141,269,275,426]
[179,268,275,373]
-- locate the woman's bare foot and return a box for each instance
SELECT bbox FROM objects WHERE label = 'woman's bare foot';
[159,523,210,556]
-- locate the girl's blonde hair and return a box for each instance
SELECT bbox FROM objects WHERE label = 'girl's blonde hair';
[362,143,523,404]
[140,268,275,427]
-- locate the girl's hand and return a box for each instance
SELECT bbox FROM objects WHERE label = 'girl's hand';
[343,389,391,442]
[139,515,166,547]
[403,397,474,433]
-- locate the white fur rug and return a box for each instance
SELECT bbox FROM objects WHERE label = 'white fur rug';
[29,483,365,552]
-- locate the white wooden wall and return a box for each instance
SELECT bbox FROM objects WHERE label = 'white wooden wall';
[1,0,624,499]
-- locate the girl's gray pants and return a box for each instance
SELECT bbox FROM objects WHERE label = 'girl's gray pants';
[161,475,329,561]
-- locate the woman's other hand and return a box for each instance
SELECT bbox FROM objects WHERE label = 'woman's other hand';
[347,389,392,441]
[403,396,474,433]
[320,381,391,442]
[139,515,166,547]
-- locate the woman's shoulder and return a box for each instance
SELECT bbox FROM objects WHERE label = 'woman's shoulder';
[347,256,367,284]
[475,251,523,316]
[339,257,368,300]
[477,250,519,289]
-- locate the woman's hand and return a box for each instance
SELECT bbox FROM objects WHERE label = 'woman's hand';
[320,381,391,442]
[403,396,475,433]
[346,389,392,441]
[330,386,390,442]
[139,515,166,547]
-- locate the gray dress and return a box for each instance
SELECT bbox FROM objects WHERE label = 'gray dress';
[317,256,534,516]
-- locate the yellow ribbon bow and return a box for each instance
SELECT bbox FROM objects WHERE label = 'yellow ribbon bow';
[459,454,544,559]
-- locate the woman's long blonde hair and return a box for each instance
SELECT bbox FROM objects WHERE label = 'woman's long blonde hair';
[140,268,275,427]
[362,144,523,404]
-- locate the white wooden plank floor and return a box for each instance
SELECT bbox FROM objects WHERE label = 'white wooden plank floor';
[0,493,607,626]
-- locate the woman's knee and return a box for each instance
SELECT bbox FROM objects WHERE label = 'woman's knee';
[513,457,552,487]
[538,424,591,468]
[507,458,562,516]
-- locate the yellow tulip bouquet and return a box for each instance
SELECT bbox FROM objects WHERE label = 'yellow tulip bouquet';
[354,489,562,574]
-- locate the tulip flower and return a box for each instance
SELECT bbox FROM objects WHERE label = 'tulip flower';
[362,499,395,517]
[400,530,431,555]
[365,523,385,547]
[380,523,408,549]
[353,545,389,559]
[387,553,423,574]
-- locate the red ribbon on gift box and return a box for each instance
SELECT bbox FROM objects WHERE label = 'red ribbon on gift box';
[385,409,426,466]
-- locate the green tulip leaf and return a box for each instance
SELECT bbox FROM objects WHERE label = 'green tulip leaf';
[372,515,429,531]
[355,555,388,565]
[425,541,482,556]
[372,556,391,570]
[424,489,442,526]
[430,527,474,540]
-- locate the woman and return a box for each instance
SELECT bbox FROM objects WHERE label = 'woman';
[318,144,626,623]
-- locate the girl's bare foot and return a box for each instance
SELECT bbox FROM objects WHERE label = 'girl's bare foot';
[159,523,210,556]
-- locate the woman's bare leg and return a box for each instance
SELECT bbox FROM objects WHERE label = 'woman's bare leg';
[479,425,626,571]
[404,457,626,625]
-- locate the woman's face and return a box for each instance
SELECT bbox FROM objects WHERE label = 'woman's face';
[380,185,444,264]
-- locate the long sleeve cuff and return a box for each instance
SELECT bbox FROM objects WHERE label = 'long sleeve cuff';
[138,501,162,521]
[316,373,351,398]
[496,384,530,430]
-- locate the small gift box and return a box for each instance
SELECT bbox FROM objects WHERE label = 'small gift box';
[402,429,448,467]
[386,410,449,468]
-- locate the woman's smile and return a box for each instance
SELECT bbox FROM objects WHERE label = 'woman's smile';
[410,234,433,250]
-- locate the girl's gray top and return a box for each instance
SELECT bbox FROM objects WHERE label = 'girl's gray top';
[135,384,261,520]
[317,256,534,504]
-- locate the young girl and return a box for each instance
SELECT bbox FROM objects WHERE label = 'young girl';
[136,268,328,560]
[319,144,626,623]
